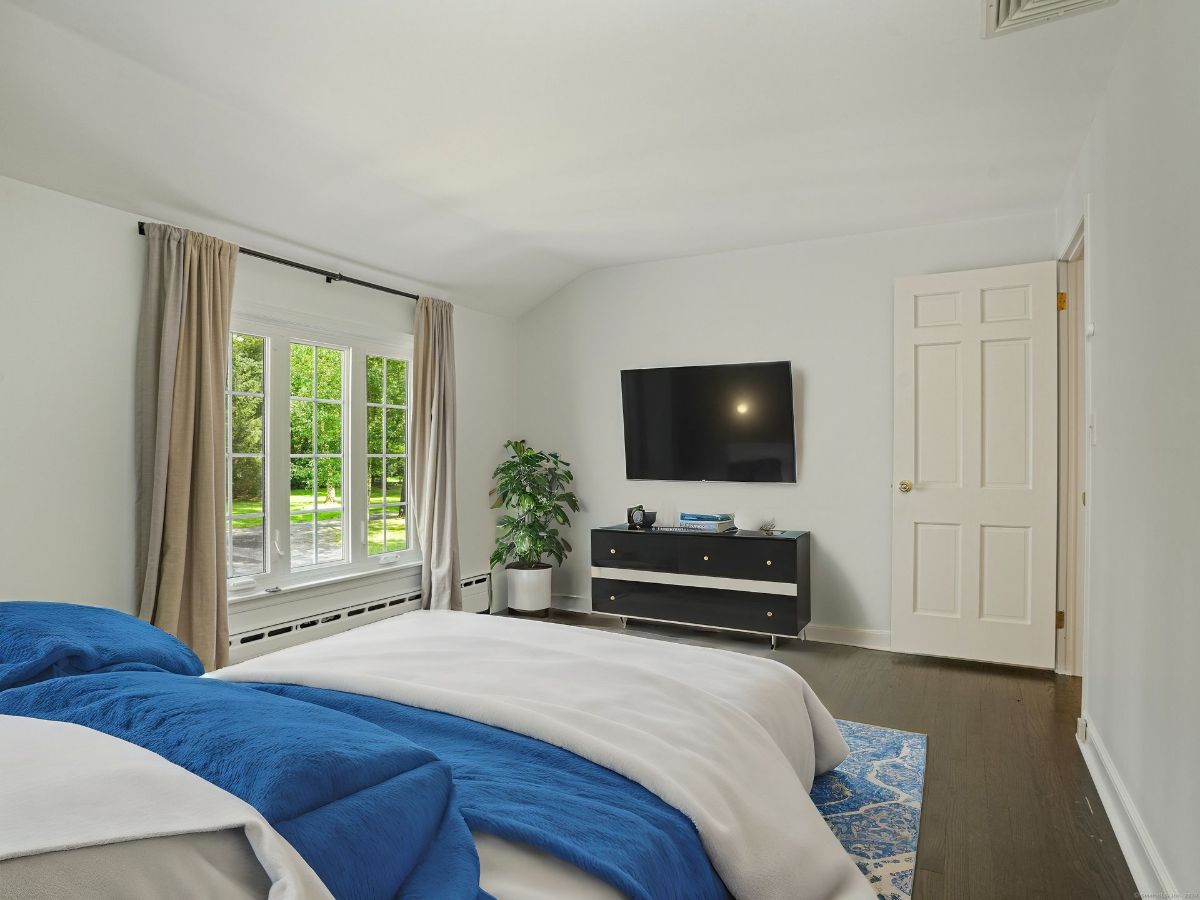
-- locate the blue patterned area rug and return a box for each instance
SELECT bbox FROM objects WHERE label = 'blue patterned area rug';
[810,720,927,900]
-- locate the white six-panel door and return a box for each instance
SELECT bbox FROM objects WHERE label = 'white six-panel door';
[891,262,1058,668]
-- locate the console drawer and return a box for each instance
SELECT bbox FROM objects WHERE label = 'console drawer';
[591,531,678,573]
[676,535,795,583]
[592,578,798,636]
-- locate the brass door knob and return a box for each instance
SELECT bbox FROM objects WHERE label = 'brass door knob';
[898,480,913,493]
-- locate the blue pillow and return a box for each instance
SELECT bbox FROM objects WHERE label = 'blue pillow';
[0,602,203,689]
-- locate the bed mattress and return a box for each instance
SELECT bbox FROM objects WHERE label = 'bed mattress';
[217,610,874,900]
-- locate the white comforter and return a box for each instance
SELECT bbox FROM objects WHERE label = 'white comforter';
[0,715,331,900]
[216,611,875,900]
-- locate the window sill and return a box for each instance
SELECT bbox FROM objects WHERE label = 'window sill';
[229,559,422,605]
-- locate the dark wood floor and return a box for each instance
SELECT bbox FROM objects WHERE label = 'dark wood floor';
[544,610,1137,900]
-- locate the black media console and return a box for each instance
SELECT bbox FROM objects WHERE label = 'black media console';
[590,524,811,649]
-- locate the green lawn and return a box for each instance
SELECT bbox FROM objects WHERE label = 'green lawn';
[366,516,407,555]
[230,489,341,520]
[231,489,405,517]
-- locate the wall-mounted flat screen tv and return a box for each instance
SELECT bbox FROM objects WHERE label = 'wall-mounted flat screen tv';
[621,361,796,483]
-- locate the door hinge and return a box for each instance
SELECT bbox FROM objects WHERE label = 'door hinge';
[1082,491,1087,507]
[1057,292,1067,311]
[1056,609,1065,629]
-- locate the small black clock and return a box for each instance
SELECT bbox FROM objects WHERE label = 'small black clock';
[626,506,657,529]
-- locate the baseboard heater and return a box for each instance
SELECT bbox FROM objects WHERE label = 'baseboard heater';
[460,572,492,614]
[228,571,493,663]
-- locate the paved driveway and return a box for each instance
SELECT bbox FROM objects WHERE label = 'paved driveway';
[230,522,343,575]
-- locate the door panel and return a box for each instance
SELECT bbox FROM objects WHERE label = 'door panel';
[914,291,961,327]
[913,523,961,617]
[892,261,1057,667]
[981,339,1032,488]
[980,525,1032,622]
[981,285,1031,322]
[914,342,962,487]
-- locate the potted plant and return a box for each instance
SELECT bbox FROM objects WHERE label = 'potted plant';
[489,439,580,616]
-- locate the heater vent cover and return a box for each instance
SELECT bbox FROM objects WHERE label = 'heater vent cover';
[984,0,1118,37]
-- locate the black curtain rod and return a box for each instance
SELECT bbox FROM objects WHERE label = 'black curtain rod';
[136,221,421,301]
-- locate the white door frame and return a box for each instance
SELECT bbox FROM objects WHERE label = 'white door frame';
[1058,208,1093,687]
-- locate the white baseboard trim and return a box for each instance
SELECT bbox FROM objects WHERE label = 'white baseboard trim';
[551,594,592,613]
[1077,719,1177,897]
[803,624,892,651]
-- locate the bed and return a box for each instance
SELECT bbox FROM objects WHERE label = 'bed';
[0,603,874,899]
[0,715,330,899]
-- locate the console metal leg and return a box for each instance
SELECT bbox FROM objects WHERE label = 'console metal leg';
[620,616,628,628]
[770,635,778,651]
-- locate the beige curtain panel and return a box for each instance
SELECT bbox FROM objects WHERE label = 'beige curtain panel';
[136,225,238,669]
[412,296,463,611]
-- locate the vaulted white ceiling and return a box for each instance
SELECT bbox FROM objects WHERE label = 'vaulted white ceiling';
[0,0,1133,315]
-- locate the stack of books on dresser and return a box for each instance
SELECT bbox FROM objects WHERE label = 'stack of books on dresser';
[678,513,736,533]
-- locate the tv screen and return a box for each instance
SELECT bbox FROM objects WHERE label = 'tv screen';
[621,361,796,483]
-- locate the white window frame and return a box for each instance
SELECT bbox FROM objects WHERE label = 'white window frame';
[286,337,351,573]
[365,353,412,562]
[225,331,270,579]
[227,303,418,600]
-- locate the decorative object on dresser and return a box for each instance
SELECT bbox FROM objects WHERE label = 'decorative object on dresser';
[678,512,736,533]
[590,524,810,648]
[626,505,657,529]
[489,440,580,616]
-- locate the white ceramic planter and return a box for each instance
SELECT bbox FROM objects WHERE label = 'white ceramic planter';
[506,565,552,614]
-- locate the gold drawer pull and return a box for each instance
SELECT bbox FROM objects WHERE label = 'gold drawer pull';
[609,595,615,601]
[766,611,774,618]
[610,548,616,555]
[703,555,709,561]
[766,560,772,566]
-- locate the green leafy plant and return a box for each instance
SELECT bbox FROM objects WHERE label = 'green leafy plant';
[489,439,580,570]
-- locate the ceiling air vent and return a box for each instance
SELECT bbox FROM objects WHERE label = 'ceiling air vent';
[984,0,1118,38]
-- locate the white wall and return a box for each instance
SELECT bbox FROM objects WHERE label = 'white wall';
[0,176,143,613]
[1055,1,1199,893]
[515,211,1057,638]
[0,176,515,620]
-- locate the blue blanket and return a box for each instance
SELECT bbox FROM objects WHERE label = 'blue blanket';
[0,602,728,899]
[0,672,484,900]
[253,684,730,900]
[0,601,203,688]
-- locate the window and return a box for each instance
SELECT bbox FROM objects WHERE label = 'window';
[223,315,415,595]
[366,355,408,555]
[227,333,267,577]
[289,342,346,569]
